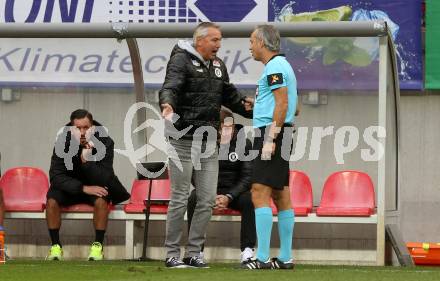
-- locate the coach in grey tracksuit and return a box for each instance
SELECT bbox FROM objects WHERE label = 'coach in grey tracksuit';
[159,22,252,267]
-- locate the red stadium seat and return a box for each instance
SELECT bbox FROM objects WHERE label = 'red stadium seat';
[267,171,313,216]
[0,167,49,212]
[317,171,375,217]
[62,204,94,212]
[289,170,313,216]
[124,179,171,214]
[270,199,278,215]
[61,203,114,212]
[213,209,241,216]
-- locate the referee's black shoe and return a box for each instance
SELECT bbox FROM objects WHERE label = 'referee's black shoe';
[271,257,294,269]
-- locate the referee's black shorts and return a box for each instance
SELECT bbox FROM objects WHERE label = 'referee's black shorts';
[251,124,293,190]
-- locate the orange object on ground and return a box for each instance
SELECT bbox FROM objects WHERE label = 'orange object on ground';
[407,242,440,265]
[0,229,4,264]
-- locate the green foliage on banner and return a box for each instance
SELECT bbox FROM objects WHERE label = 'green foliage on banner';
[426,0,440,89]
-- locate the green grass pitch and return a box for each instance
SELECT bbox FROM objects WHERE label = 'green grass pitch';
[1,260,440,281]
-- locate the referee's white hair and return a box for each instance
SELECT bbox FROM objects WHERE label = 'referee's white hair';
[254,25,280,52]
[193,22,220,44]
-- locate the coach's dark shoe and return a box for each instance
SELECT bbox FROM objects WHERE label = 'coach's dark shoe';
[183,256,209,268]
[241,258,271,269]
[165,257,187,268]
[271,257,294,269]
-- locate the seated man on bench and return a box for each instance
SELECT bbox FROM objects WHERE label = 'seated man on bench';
[46,109,130,261]
[187,108,256,264]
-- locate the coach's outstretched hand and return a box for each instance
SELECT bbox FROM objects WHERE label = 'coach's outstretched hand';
[242,96,254,111]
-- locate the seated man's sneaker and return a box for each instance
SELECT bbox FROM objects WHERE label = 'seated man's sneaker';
[240,247,255,263]
[241,258,271,269]
[165,257,187,268]
[271,257,294,269]
[182,256,209,268]
[88,242,104,261]
[46,244,63,261]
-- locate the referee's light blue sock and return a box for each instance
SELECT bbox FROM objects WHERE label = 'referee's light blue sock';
[255,207,273,262]
[277,209,295,262]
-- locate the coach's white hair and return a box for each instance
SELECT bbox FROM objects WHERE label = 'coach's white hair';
[193,22,220,44]
[254,25,280,52]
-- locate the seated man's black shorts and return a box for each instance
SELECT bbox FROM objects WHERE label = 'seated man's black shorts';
[251,124,293,190]
[47,187,108,207]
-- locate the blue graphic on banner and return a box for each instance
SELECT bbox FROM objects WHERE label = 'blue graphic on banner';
[270,0,423,90]
[4,0,95,23]
[112,0,200,23]
[194,0,257,22]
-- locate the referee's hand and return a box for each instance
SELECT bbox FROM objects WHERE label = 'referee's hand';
[261,142,275,160]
